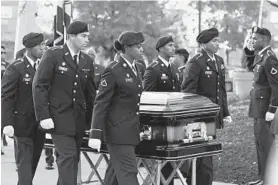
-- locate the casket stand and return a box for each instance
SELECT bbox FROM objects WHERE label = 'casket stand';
[44,92,222,185]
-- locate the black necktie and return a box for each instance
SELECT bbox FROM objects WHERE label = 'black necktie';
[213,59,218,72]
[34,60,39,70]
[132,64,137,76]
[73,55,78,66]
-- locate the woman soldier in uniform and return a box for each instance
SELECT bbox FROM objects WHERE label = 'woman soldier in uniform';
[88,31,145,185]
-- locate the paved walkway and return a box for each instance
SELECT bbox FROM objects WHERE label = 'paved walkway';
[1,138,236,185]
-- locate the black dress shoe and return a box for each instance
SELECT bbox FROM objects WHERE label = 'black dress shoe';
[248,180,263,185]
[1,150,4,155]
[45,164,54,170]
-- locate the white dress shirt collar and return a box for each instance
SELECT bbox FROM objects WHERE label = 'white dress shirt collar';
[158,55,170,67]
[258,45,271,56]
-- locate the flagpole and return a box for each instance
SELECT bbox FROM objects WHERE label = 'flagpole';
[258,0,264,27]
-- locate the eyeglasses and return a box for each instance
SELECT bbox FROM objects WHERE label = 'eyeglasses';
[1,52,6,54]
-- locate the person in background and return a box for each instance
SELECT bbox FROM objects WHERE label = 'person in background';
[172,48,190,86]
[2,32,45,185]
[15,48,26,60]
[86,47,105,89]
[1,45,9,155]
[247,27,277,185]
[181,28,232,185]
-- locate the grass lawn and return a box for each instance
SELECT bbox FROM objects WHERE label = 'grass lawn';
[213,99,258,185]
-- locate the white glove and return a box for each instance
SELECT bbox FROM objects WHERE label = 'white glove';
[88,138,101,152]
[265,112,275,122]
[40,118,54,130]
[3,125,14,137]
[223,116,232,123]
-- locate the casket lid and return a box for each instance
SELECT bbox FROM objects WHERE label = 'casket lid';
[139,92,220,117]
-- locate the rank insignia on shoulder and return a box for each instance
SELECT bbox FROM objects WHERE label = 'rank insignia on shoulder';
[270,67,277,75]
[196,53,203,60]
[101,79,107,87]
[267,50,274,57]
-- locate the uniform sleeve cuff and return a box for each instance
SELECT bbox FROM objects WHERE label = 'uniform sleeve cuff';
[268,105,277,113]
[89,129,102,140]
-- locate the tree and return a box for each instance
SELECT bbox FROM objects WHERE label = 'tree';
[73,1,181,62]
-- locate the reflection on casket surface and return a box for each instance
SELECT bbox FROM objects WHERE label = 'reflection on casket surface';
[139,92,220,144]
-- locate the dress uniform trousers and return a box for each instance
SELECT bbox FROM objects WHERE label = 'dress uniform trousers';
[15,129,45,185]
[253,118,274,180]
[104,144,139,185]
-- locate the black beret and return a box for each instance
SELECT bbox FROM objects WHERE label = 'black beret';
[66,21,88,34]
[252,26,271,38]
[196,28,219,44]
[114,31,145,51]
[22,33,43,48]
[156,36,174,51]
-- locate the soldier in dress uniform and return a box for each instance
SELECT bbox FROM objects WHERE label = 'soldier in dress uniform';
[86,47,105,89]
[88,31,145,185]
[32,21,96,185]
[143,36,180,92]
[2,32,45,185]
[1,46,9,79]
[181,28,231,185]
[94,63,105,88]
[172,48,189,86]
[1,45,9,155]
[143,36,179,185]
[246,27,277,185]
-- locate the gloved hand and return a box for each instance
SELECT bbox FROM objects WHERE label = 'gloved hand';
[88,138,101,152]
[265,112,275,122]
[3,125,14,137]
[223,116,232,123]
[40,118,54,130]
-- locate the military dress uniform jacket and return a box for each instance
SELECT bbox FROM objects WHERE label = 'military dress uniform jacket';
[249,47,278,118]
[32,44,96,136]
[1,60,9,79]
[1,57,38,137]
[94,64,105,89]
[181,50,229,129]
[143,58,180,92]
[90,56,144,145]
